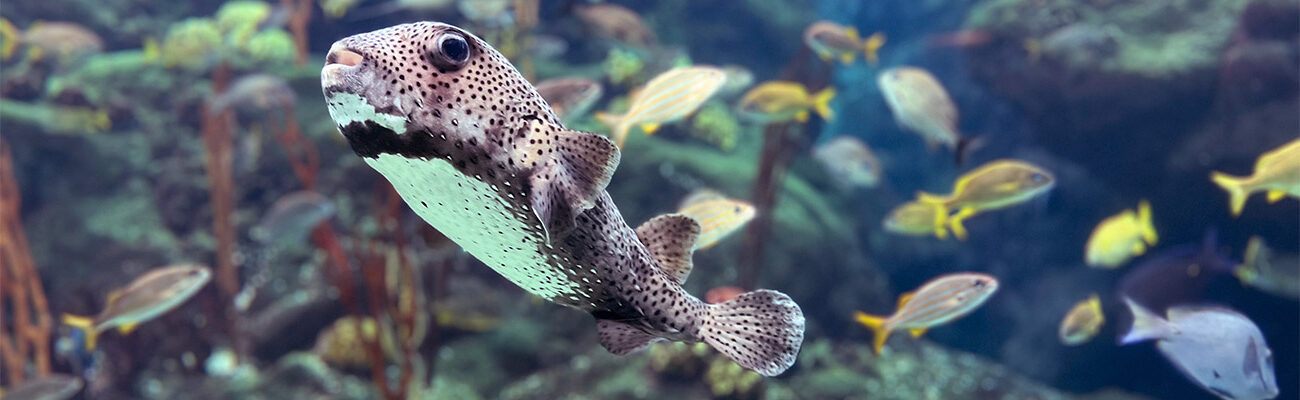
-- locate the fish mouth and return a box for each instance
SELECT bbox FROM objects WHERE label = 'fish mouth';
[321,41,364,93]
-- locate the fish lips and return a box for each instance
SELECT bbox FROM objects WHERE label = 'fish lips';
[321,41,366,96]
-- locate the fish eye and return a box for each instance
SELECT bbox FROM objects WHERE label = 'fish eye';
[434,32,471,68]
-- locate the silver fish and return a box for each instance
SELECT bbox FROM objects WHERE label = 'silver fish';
[320,21,804,376]
[534,77,603,121]
[0,374,83,400]
[250,190,335,244]
[1122,298,1279,400]
[62,264,212,350]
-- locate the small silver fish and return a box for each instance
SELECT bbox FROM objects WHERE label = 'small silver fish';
[0,374,83,400]
[62,264,211,350]
[854,272,998,353]
[209,73,296,115]
[813,136,882,188]
[534,77,603,121]
[1122,298,1279,400]
[877,66,961,151]
[321,21,803,376]
[250,190,335,244]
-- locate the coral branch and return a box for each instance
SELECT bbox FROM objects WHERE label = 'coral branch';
[0,138,53,387]
[282,0,313,67]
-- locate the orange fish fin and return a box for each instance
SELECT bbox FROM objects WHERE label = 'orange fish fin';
[853,311,890,354]
[640,122,661,135]
[897,291,915,307]
[117,322,139,335]
[62,314,100,351]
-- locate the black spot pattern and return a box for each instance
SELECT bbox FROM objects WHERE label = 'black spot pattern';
[634,214,701,284]
[320,21,804,377]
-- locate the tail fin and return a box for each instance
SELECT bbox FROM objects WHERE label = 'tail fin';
[853,311,891,354]
[701,289,804,376]
[1136,199,1157,245]
[594,111,629,148]
[812,88,835,121]
[62,314,100,350]
[863,32,886,66]
[1210,171,1249,217]
[1119,297,1175,345]
[0,18,19,61]
[916,192,951,239]
[953,136,983,166]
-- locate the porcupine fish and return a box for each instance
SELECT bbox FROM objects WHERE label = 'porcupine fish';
[319,21,804,376]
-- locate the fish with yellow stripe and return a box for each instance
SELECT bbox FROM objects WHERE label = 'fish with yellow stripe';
[596,66,728,148]
[737,81,835,124]
[802,21,886,66]
[917,159,1054,240]
[676,189,756,250]
[854,272,998,354]
[1210,137,1300,217]
[62,264,211,350]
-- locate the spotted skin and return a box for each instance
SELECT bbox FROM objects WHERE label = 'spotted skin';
[320,22,803,376]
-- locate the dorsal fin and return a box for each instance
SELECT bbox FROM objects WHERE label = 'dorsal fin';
[524,127,621,239]
[635,214,701,284]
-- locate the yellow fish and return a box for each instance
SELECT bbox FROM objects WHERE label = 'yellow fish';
[737,81,835,124]
[1058,293,1104,346]
[596,66,728,148]
[676,189,756,250]
[854,272,998,353]
[918,159,1055,240]
[1210,138,1300,217]
[1085,200,1158,268]
[802,21,886,66]
[877,67,961,151]
[0,18,102,62]
[1234,236,1300,300]
[62,264,212,350]
[882,200,944,237]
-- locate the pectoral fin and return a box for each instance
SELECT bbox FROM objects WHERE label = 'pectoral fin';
[528,128,621,239]
[1267,190,1286,203]
[640,123,661,135]
[908,327,929,338]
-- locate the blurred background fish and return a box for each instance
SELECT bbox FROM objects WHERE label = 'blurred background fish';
[1210,138,1300,217]
[737,80,834,124]
[1235,236,1300,300]
[1085,200,1158,269]
[595,65,726,147]
[916,159,1055,240]
[813,136,882,189]
[61,265,211,350]
[534,77,603,121]
[854,272,999,353]
[1058,293,1104,346]
[802,21,884,66]
[676,189,756,250]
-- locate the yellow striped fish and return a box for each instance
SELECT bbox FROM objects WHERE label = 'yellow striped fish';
[596,66,728,148]
[676,189,756,250]
[854,272,998,353]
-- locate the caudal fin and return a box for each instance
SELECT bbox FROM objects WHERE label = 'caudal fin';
[701,289,804,376]
[853,311,891,354]
[62,314,100,350]
[812,88,835,121]
[1136,199,1157,245]
[1209,171,1249,217]
[594,111,630,148]
[0,18,18,61]
[915,192,951,239]
[1119,297,1176,345]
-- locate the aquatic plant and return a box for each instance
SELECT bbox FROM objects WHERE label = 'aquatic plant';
[0,139,54,387]
[216,0,273,46]
[602,47,645,85]
[157,18,223,69]
[245,29,298,66]
[281,0,313,66]
[689,101,743,151]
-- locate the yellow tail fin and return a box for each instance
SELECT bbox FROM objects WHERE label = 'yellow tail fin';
[62,314,100,351]
[853,311,891,354]
[812,87,835,121]
[863,32,886,67]
[916,192,951,239]
[1209,171,1249,217]
[1137,199,1157,245]
[0,18,19,61]
[594,111,629,148]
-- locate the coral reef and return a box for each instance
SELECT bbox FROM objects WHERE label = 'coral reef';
[0,139,53,387]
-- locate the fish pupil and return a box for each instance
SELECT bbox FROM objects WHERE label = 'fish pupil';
[441,35,470,63]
